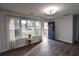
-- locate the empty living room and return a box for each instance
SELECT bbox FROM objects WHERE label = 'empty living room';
[0,2,79,57]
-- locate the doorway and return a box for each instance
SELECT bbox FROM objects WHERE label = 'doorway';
[43,22,48,40]
[43,21,55,40]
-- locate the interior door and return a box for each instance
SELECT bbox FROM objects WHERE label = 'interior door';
[48,22,55,40]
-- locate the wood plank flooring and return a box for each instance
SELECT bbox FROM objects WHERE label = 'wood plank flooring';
[0,41,41,56]
[25,39,79,56]
[1,39,79,56]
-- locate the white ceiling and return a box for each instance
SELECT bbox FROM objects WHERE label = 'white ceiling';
[0,3,79,19]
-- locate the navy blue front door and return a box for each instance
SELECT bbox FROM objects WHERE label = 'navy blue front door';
[48,22,55,40]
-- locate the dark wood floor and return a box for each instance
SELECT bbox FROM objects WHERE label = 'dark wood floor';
[0,42,41,56]
[1,38,79,56]
[25,39,79,56]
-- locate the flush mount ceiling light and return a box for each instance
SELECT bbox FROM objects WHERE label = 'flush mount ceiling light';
[44,6,59,15]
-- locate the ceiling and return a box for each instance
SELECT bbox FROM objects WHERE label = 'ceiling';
[0,3,79,19]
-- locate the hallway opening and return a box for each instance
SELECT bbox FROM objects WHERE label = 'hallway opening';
[43,22,48,41]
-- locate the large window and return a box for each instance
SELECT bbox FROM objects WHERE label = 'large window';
[9,17,42,40]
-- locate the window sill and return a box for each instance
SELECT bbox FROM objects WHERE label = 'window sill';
[15,35,42,40]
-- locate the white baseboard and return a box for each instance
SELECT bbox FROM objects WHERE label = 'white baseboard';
[58,39,73,43]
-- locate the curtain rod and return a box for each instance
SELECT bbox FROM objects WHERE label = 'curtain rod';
[7,15,32,19]
[7,15,43,21]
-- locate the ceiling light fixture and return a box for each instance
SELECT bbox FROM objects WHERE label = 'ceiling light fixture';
[44,6,59,15]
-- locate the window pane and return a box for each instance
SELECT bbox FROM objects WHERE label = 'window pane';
[21,20,34,38]
[35,21,41,36]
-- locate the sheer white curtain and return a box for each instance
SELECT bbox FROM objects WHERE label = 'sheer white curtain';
[7,16,20,49]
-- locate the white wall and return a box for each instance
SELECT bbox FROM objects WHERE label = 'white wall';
[0,12,10,52]
[50,15,73,43]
